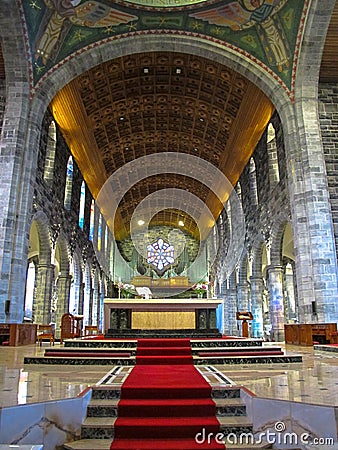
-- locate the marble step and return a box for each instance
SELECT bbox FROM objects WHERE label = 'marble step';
[90,385,242,400]
[87,396,247,417]
[79,415,253,440]
[64,338,264,349]
[24,353,302,365]
[105,328,222,338]
[64,438,272,449]
[80,417,116,439]
[218,415,253,434]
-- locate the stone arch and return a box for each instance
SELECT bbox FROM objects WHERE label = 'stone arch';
[238,252,249,285]
[30,210,51,264]
[27,211,54,324]
[251,234,266,279]
[55,233,70,277]
[270,216,290,267]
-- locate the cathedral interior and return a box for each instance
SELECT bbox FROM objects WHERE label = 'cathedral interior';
[0,0,337,449]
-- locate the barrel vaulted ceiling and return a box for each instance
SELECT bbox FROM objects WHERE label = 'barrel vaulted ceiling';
[12,0,338,240]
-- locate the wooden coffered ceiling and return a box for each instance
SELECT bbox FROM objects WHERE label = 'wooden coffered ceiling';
[51,52,274,240]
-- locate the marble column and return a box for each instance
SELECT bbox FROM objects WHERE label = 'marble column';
[34,264,54,324]
[250,276,264,338]
[267,265,285,341]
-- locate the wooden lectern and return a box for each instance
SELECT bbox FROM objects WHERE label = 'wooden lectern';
[236,311,253,338]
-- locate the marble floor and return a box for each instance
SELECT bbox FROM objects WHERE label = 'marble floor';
[0,342,337,408]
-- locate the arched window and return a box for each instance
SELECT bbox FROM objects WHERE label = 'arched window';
[235,182,242,204]
[64,156,73,210]
[24,261,36,320]
[97,214,102,252]
[105,225,109,255]
[78,181,86,229]
[267,123,280,185]
[249,157,258,206]
[43,121,57,184]
[89,199,95,241]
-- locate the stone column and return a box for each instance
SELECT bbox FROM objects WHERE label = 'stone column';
[267,265,285,341]
[219,279,228,335]
[78,282,85,316]
[284,263,297,323]
[237,282,249,312]
[55,275,72,339]
[237,281,249,336]
[224,273,238,336]
[34,264,54,324]
[0,4,32,323]
[228,282,238,336]
[283,1,338,323]
[250,276,264,338]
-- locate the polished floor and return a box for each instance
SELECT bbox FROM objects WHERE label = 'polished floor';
[0,342,337,408]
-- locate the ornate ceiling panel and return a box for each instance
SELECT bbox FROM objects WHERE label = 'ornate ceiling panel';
[22,0,308,96]
[51,51,274,240]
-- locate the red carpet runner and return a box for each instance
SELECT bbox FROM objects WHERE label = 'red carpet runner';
[110,339,225,449]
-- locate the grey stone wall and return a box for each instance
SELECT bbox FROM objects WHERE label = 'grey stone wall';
[319,83,338,260]
[0,80,5,132]
[33,110,95,260]
[239,112,290,255]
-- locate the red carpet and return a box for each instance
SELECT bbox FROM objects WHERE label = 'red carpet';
[136,338,193,365]
[110,339,225,449]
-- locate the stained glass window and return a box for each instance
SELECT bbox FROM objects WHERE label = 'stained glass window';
[64,156,73,210]
[98,214,102,251]
[147,238,174,271]
[89,200,95,241]
[78,181,85,229]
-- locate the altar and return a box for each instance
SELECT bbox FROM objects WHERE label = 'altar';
[103,298,222,333]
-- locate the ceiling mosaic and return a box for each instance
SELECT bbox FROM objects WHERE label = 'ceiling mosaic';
[22,0,307,95]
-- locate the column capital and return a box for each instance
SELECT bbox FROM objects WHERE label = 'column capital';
[266,265,284,274]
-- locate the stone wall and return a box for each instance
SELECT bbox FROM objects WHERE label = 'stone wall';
[319,83,338,260]
[239,112,291,257]
[33,110,95,261]
[0,80,5,132]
